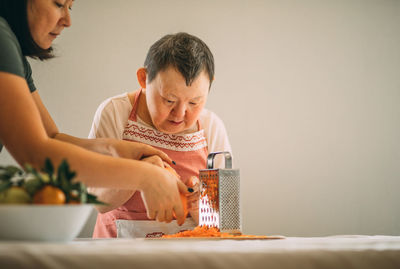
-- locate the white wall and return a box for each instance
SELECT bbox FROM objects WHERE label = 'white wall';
[1,0,399,236]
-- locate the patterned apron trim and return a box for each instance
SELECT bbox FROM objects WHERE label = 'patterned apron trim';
[123,120,207,152]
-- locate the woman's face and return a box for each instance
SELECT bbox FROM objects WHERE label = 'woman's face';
[27,0,73,49]
[145,67,210,134]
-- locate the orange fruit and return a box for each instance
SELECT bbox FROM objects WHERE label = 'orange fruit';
[33,185,66,204]
[164,166,188,218]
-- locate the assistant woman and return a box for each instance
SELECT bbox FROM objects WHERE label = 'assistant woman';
[0,0,188,225]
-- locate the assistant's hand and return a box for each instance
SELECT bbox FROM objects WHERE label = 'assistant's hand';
[140,155,166,168]
[139,166,189,226]
[108,139,173,165]
[88,147,172,214]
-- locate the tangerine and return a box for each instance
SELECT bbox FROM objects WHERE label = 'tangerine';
[33,185,66,204]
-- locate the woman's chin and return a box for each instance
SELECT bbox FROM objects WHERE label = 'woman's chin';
[41,43,52,50]
[35,44,51,50]
[36,39,53,50]
[158,125,182,135]
[159,128,177,135]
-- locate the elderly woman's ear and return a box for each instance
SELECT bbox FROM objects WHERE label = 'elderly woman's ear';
[137,68,147,88]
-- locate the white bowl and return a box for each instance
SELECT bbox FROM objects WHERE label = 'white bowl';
[0,204,93,241]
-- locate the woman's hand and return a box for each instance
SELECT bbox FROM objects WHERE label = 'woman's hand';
[54,134,174,166]
[140,155,165,168]
[186,176,200,225]
[108,139,173,165]
[139,166,189,225]
[89,154,169,214]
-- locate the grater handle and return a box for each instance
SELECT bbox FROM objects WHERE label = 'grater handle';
[207,151,232,169]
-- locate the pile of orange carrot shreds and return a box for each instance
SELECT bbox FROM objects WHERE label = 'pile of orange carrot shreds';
[162,225,268,239]
[162,226,229,238]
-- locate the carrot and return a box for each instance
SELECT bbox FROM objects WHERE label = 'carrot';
[162,225,229,238]
[162,225,269,239]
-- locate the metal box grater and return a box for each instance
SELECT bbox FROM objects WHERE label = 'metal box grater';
[199,151,241,235]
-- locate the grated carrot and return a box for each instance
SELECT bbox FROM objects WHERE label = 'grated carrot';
[162,225,268,239]
[200,172,219,211]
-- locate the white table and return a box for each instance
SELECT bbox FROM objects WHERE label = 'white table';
[1,235,400,269]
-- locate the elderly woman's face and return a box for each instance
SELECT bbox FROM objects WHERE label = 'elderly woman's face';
[145,67,210,134]
[27,0,73,49]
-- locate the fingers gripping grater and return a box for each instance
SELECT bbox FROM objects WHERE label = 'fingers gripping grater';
[199,152,241,235]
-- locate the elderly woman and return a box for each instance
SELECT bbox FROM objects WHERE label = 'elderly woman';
[0,0,188,224]
[88,33,232,238]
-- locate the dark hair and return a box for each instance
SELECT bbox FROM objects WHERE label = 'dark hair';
[144,32,214,87]
[0,0,54,60]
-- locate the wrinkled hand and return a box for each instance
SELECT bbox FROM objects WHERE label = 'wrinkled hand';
[186,176,200,225]
[141,155,165,168]
[140,157,188,224]
[140,166,189,225]
[108,139,173,165]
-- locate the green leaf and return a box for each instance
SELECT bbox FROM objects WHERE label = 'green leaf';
[79,182,87,204]
[5,165,23,175]
[23,178,44,196]
[0,181,12,193]
[86,193,108,205]
[1,159,106,206]
[42,158,55,184]
[57,159,68,183]
[67,171,76,181]
[24,164,45,183]
[0,165,23,181]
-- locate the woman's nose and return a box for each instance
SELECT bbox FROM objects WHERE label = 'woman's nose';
[172,103,186,119]
[61,10,72,27]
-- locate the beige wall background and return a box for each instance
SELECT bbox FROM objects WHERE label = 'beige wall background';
[1,0,399,236]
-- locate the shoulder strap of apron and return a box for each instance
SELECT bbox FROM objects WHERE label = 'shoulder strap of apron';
[128,89,143,122]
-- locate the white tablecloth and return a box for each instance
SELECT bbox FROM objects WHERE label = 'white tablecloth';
[1,235,400,269]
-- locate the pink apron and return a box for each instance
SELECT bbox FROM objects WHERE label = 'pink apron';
[93,89,208,238]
